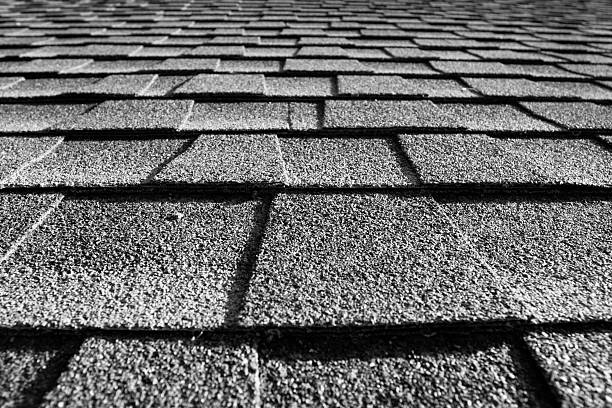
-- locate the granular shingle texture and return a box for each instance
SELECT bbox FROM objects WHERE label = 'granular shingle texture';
[261,336,537,408]
[174,74,265,96]
[440,198,612,322]
[0,137,62,182]
[338,76,475,97]
[139,75,190,97]
[12,138,187,187]
[265,77,333,97]
[524,330,612,408]
[0,197,260,329]
[42,337,258,408]
[520,102,612,129]
[182,102,289,131]
[56,99,194,132]
[83,74,157,96]
[0,77,99,98]
[155,134,286,186]
[242,193,520,327]
[280,137,417,187]
[0,104,89,133]
[400,134,612,186]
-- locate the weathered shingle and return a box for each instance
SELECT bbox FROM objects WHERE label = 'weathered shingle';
[155,134,286,186]
[280,137,417,187]
[174,73,266,96]
[520,102,612,129]
[42,337,258,407]
[0,104,89,133]
[0,196,260,329]
[400,134,612,186]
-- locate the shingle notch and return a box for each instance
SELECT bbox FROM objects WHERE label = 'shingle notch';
[242,193,521,327]
[12,138,187,187]
[55,99,194,132]
[280,137,418,187]
[520,102,612,129]
[400,134,612,186]
[41,337,259,407]
[0,197,260,329]
[155,134,286,186]
[174,73,266,96]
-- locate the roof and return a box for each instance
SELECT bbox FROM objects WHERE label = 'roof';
[0,0,611,406]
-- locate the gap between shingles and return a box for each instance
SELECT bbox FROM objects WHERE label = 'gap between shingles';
[387,134,423,185]
[0,194,64,264]
[224,194,274,326]
[143,136,198,183]
[1,136,64,186]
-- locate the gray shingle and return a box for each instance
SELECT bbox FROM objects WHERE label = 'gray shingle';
[69,60,159,74]
[190,45,246,56]
[216,59,282,73]
[0,336,76,408]
[139,75,191,97]
[559,64,612,78]
[41,337,258,407]
[56,100,194,132]
[0,77,23,89]
[0,137,62,183]
[242,193,520,326]
[296,46,348,57]
[12,138,186,187]
[0,78,98,98]
[174,74,265,96]
[289,102,319,130]
[262,337,536,408]
[440,198,612,322]
[0,104,89,133]
[280,137,417,187]
[431,61,517,75]
[155,134,285,186]
[182,102,289,131]
[338,76,475,97]
[437,103,560,132]
[400,134,612,186]
[505,64,586,78]
[155,58,220,72]
[131,46,189,57]
[524,330,612,408]
[265,77,333,97]
[244,47,296,57]
[363,61,437,74]
[284,58,367,73]
[82,74,157,96]
[469,50,562,62]
[520,102,612,129]
[323,100,449,129]
[463,78,567,97]
[345,48,390,59]
[386,48,478,60]
[0,196,259,329]
[538,81,612,100]
[23,44,142,57]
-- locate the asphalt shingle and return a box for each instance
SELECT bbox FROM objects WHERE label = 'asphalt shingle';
[363,61,437,74]
[0,196,260,329]
[324,100,449,129]
[537,81,612,100]
[56,99,194,132]
[0,78,98,98]
[154,58,220,72]
[42,337,258,407]
[1,58,92,73]
[182,102,289,131]
[265,77,333,97]
[284,58,367,73]
[559,64,612,78]
[440,198,612,322]
[190,45,245,56]
[139,75,191,97]
[400,134,612,186]
[155,134,286,186]
[217,59,282,73]
[280,137,417,187]
[524,330,612,408]
[288,102,319,130]
[0,104,89,133]
[338,76,475,97]
[174,74,266,96]
[520,102,612,129]
[0,137,62,183]
[82,74,157,96]
[242,193,519,327]
[463,78,566,97]
[437,103,560,132]
[12,138,186,187]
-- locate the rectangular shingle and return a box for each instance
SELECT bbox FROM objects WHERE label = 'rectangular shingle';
[139,75,191,97]
[284,58,368,73]
[338,76,475,97]
[174,74,265,96]
[82,74,157,96]
[2,58,92,74]
[0,78,98,98]
[463,78,569,98]
[181,102,289,131]
[0,137,62,183]
[400,134,612,186]
[559,64,612,78]
[11,138,186,187]
[387,48,478,60]
[296,46,348,57]
[189,45,245,56]
[440,198,612,322]
[217,59,282,73]
[524,330,612,408]
[431,61,517,75]
[55,100,194,132]
[154,57,220,72]
[23,44,142,57]
[265,76,333,97]
[68,60,159,74]
[261,336,537,407]
[280,137,417,187]
[363,61,437,74]
[520,102,612,129]
[0,196,260,329]
[537,81,612,100]
[0,104,89,133]
[244,46,296,57]
[242,193,520,326]
[436,103,560,132]
[323,100,449,129]
[469,49,562,62]
[131,46,190,57]
[155,134,285,186]
[42,338,258,407]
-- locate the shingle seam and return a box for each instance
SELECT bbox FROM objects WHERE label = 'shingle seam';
[387,135,423,184]
[142,136,198,183]
[176,99,195,130]
[272,135,291,184]
[136,73,160,95]
[1,136,65,186]
[0,194,64,265]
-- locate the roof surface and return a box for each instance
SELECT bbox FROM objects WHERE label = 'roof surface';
[0,0,611,407]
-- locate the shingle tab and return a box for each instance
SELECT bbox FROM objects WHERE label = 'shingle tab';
[0,197,260,329]
[82,74,157,96]
[463,78,565,97]
[0,104,89,133]
[323,100,449,129]
[289,102,319,130]
[182,102,289,131]
[155,57,219,72]
[283,135,417,186]
[0,137,62,182]
[242,193,520,326]
[520,102,612,129]
[56,99,194,132]
[363,61,437,74]
[284,58,367,72]
[42,337,258,407]
[437,103,560,132]
[190,45,245,56]
[560,63,612,78]
[524,330,612,408]
[217,59,281,73]
[0,78,98,98]
[139,75,190,97]
[338,76,475,97]
[2,58,92,73]
[440,198,612,322]
[537,81,612,100]
[12,138,186,187]
[265,76,333,97]
[262,336,536,408]
[400,134,612,186]
[174,73,265,95]
[387,48,478,60]
[155,134,286,186]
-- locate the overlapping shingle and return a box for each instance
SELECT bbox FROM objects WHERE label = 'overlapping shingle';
[338,75,475,97]
[182,102,289,131]
[0,104,89,133]
[174,73,265,96]
[0,137,62,182]
[265,77,333,97]
[520,102,612,129]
